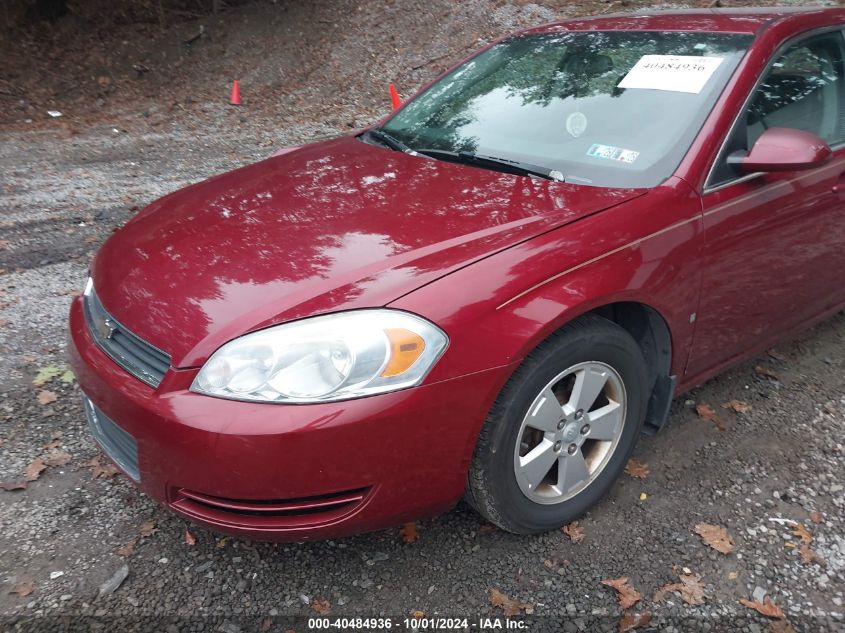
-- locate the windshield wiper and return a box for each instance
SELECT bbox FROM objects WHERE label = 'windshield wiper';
[416,148,564,181]
[362,128,418,155]
[361,132,562,181]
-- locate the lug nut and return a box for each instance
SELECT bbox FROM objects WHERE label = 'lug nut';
[575,409,584,420]
[580,424,590,435]
[557,420,565,430]
[553,441,562,452]
[567,443,577,455]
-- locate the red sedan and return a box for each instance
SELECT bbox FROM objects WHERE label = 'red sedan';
[69,7,845,541]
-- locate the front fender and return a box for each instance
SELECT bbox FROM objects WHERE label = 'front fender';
[391,177,703,386]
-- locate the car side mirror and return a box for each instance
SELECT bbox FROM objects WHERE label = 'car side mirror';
[729,127,832,173]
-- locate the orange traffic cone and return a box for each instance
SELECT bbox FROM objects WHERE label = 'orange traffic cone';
[389,83,400,110]
[229,80,241,106]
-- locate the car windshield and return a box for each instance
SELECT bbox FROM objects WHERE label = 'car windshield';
[379,31,753,188]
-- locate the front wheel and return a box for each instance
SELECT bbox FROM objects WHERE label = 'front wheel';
[466,314,648,534]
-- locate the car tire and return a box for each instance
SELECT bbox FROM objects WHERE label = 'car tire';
[466,314,649,534]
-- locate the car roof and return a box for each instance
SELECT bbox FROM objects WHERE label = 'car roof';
[521,7,845,36]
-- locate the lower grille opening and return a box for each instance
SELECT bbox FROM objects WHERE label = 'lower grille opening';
[83,397,139,481]
[171,487,371,530]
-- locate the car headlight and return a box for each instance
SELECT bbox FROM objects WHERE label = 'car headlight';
[191,309,448,403]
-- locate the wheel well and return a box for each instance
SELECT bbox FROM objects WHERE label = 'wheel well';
[589,302,675,434]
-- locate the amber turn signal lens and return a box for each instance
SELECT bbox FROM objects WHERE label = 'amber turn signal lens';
[381,328,426,377]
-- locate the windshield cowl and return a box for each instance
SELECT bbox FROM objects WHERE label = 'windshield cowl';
[362,129,566,182]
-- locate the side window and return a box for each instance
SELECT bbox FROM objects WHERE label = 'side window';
[709,30,845,187]
[748,33,845,147]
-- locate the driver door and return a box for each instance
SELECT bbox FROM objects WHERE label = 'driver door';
[686,28,845,377]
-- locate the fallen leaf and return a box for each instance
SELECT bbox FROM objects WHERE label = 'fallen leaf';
[45,450,71,467]
[639,492,647,501]
[0,240,10,249]
[185,530,197,545]
[24,458,47,482]
[695,403,726,430]
[0,480,28,491]
[656,572,706,606]
[799,545,816,564]
[32,365,62,387]
[769,620,797,633]
[618,611,652,632]
[624,459,649,479]
[721,399,752,413]
[139,520,157,537]
[400,522,419,543]
[740,597,785,619]
[88,455,120,479]
[562,521,586,544]
[37,390,58,405]
[260,618,272,632]
[216,537,228,549]
[601,577,641,609]
[809,511,824,525]
[9,577,34,597]
[489,588,532,617]
[117,538,138,558]
[767,349,787,361]
[59,369,75,384]
[412,610,425,618]
[694,523,734,555]
[695,403,717,420]
[312,597,331,615]
[791,523,812,546]
[728,571,739,580]
[44,439,60,450]
[754,365,780,381]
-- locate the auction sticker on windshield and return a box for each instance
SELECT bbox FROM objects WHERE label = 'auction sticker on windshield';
[586,143,639,164]
[618,54,724,93]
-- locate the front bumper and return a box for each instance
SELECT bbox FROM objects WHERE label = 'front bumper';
[68,297,513,541]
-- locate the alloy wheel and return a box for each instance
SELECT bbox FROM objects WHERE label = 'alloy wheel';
[512,361,627,504]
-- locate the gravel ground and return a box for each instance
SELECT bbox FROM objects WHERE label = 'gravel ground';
[1,2,844,632]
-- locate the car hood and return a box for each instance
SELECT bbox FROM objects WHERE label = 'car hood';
[92,136,646,368]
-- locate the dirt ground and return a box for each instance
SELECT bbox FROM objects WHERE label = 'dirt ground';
[1,1,843,632]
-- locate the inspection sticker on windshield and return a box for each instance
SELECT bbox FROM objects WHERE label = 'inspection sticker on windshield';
[619,55,723,94]
[587,144,639,164]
